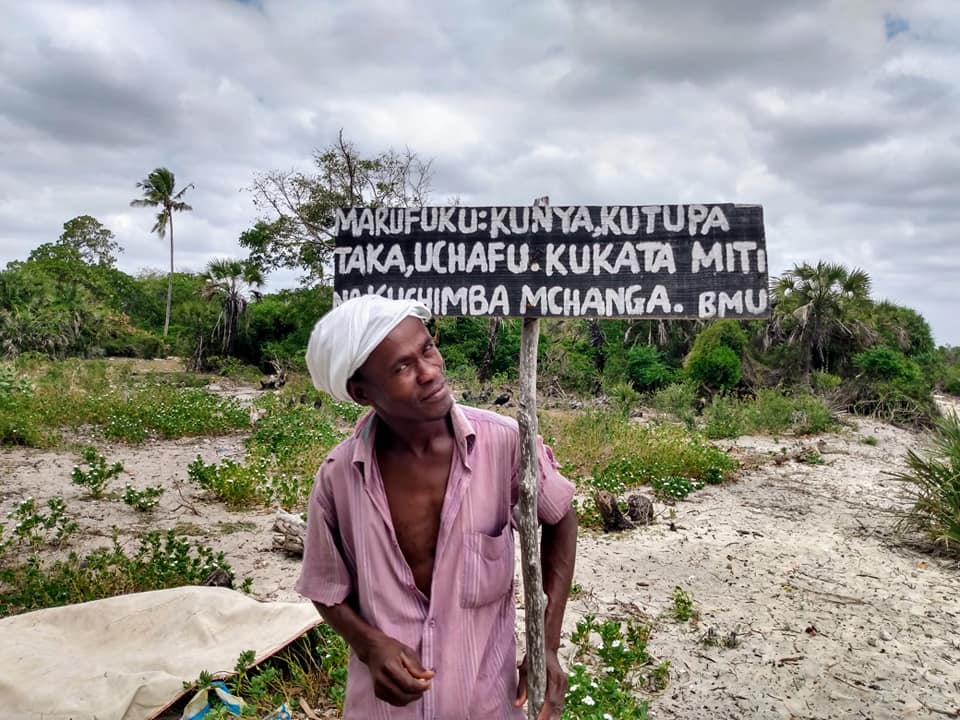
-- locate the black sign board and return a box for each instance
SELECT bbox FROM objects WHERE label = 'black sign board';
[332,204,768,319]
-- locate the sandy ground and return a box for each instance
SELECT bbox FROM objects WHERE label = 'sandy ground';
[1,391,958,719]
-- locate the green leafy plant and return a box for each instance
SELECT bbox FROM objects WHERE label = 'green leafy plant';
[670,586,699,623]
[0,529,231,616]
[564,615,661,718]
[650,475,704,500]
[122,484,165,511]
[188,456,270,510]
[890,413,960,555]
[6,496,77,548]
[183,623,350,718]
[71,447,124,498]
[651,382,698,429]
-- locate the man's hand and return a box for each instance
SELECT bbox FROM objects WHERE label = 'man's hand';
[363,634,435,706]
[514,650,567,719]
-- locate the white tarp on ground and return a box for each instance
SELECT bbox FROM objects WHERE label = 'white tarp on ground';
[0,586,322,720]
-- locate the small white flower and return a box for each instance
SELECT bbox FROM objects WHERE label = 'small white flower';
[604,665,615,673]
[611,640,622,648]
[582,696,595,706]
[569,684,579,693]
[604,714,614,720]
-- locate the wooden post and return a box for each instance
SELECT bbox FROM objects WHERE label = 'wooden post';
[516,196,548,718]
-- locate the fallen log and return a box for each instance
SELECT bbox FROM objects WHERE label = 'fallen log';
[273,510,306,556]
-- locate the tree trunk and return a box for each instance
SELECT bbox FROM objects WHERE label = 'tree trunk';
[164,210,174,337]
[478,317,501,383]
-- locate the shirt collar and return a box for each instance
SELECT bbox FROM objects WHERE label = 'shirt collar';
[351,403,476,478]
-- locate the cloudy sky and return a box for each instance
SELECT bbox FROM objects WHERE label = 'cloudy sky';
[1,0,957,344]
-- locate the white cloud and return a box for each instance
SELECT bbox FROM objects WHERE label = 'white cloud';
[0,0,957,344]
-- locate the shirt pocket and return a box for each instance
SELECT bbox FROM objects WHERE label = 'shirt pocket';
[461,524,514,608]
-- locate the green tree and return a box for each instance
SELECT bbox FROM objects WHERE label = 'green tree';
[772,261,872,381]
[201,258,263,356]
[244,130,431,283]
[58,215,122,267]
[130,168,194,336]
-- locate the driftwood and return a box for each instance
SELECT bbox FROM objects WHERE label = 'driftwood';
[273,510,306,556]
[626,493,655,524]
[594,490,634,531]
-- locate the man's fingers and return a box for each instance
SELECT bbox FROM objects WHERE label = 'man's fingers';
[399,651,436,681]
[514,661,528,707]
[375,669,424,706]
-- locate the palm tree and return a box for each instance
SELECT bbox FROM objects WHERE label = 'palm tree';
[201,258,263,356]
[771,261,872,381]
[130,168,193,336]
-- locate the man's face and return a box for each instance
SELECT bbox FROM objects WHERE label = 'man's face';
[348,316,453,423]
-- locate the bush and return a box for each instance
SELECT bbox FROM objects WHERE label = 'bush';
[854,347,920,382]
[703,396,745,439]
[0,530,232,616]
[624,345,674,391]
[890,413,960,555]
[686,345,742,392]
[652,382,698,429]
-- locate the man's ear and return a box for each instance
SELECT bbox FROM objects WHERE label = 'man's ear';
[347,378,371,406]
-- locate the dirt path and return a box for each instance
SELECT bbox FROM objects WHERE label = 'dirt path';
[2,400,958,718]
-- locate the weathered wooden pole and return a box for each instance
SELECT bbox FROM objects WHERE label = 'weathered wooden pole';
[516,196,549,718]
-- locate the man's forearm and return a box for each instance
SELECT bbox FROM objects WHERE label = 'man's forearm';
[540,508,578,652]
[313,599,384,664]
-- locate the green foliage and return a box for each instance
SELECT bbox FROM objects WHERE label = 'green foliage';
[623,345,674,391]
[847,347,935,424]
[58,215,122,267]
[686,345,742,392]
[854,346,921,382]
[0,530,231,617]
[5,496,77,549]
[71,447,124,498]
[771,261,873,378]
[684,320,747,393]
[811,371,842,392]
[183,386,354,512]
[189,456,271,510]
[670,587,699,623]
[245,134,431,283]
[651,382,698,429]
[102,387,249,442]
[703,390,836,438]
[565,615,657,719]
[890,413,960,555]
[122,484,165,512]
[185,622,351,718]
[607,382,641,418]
[650,475,705,500]
[702,395,745,439]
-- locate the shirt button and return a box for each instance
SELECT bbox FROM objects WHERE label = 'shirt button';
[429,618,436,628]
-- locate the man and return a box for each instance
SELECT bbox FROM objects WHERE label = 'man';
[297,294,577,719]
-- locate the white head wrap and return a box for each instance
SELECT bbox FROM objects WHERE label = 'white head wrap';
[305,294,431,402]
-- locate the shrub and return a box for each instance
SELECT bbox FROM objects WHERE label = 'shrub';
[71,447,124,498]
[651,382,697,429]
[566,615,657,718]
[890,413,960,555]
[702,396,745,439]
[684,320,747,393]
[624,345,674,391]
[0,530,231,616]
[811,371,842,392]
[122,484,164,512]
[854,346,920,382]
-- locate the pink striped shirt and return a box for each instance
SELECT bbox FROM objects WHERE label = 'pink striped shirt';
[296,404,575,720]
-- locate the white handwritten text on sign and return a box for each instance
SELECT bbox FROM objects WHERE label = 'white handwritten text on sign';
[332,204,768,319]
